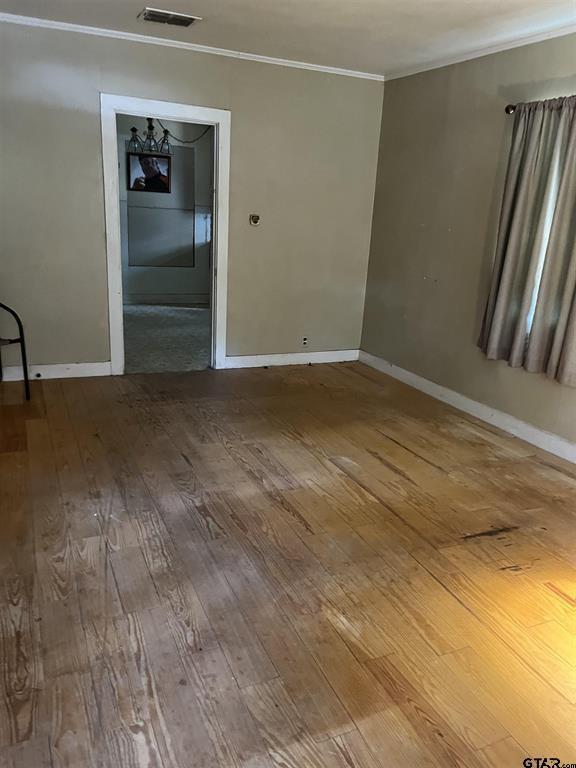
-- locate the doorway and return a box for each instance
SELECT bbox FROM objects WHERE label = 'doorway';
[100,95,230,373]
[118,114,213,373]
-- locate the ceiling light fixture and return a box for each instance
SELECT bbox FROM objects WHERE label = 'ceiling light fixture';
[158,129,173,155]
[127,118,171,155]
[127,126,144,153]
[142,117,160,152]
[126,118,212,157]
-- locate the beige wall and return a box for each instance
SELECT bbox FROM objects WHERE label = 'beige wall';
[0,22,382,364]
[362,33,576,442]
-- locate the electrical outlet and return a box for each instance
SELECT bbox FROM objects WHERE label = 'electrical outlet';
[302,336,309,346]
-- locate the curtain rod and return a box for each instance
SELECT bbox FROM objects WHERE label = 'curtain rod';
[506,96,576,114]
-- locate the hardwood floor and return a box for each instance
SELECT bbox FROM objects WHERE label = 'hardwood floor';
[0,362,575,767]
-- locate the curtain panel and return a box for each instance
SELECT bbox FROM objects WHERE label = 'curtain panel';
[479,96,576,386]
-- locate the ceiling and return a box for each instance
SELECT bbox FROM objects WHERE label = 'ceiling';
[1,0,575,78]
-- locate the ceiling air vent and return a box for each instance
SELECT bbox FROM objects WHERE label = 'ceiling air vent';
[138,7,203,27]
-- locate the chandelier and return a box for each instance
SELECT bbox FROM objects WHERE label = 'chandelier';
[127,118,173,155]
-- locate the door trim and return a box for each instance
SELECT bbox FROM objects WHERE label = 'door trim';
[100,93,231,372]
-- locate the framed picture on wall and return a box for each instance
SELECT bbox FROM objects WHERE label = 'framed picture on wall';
[127,153,172,193]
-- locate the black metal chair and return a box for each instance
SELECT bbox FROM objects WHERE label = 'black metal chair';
[0,303,30,401]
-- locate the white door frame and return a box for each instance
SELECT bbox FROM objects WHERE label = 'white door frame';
[100,93,230,372]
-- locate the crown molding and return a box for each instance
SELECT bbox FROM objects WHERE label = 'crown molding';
[386,20,576,80]
[0,12,385,82]
[3,9,575,85]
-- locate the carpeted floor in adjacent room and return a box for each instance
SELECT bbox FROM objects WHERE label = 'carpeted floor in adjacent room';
[123,304,211,373]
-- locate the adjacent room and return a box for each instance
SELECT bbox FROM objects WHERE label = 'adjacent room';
[118,114,214,373]
[1,1,575,767]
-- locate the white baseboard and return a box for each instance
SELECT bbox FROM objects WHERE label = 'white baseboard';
[4,352,359,379]
[3,362,112,382]
[224,350,360,369]
[359,350,576,464]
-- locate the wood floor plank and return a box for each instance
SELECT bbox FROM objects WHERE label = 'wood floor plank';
[366,655,488,767]
[242,678,353,768]
[442,645,576,758]
[0,454,42,749]
[292,612,441,766]
[331,730,381,768]
[40,593,90,679]
[0,595,42,748]
[207,536,354,741]
[0,736,52,768]
[41,672,99,768]
[476,737,531,768]
[190,647,273,768]
[117,607,222,768]
[166,536,278,689]
[110,545,160,616]
[367,642,508,751]
[42,381,101,541]
[89,622,166,767]
[412,544,576,703]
